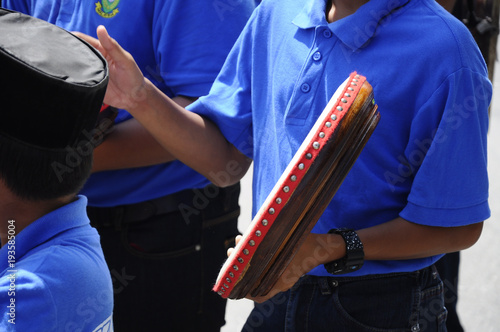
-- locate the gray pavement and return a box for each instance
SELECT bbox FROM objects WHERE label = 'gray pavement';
[222,59,500,332]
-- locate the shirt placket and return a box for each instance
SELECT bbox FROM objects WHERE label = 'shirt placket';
[285,26,336,126]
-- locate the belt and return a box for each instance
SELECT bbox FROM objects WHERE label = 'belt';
[87,183,240,229]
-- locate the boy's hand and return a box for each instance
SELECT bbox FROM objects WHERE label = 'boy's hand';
[227,233,344,303]
[73,26,148,111]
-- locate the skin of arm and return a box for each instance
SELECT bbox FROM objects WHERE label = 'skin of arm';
[91,95,195,173]
[75,27,484,303]
[75,27,252,186]
[243,217,483,302]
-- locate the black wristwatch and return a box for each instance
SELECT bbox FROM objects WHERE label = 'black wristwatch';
[324,229,364,275]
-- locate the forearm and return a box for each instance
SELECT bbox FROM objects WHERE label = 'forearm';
[358,217,483,260]
[75,27,251,184]
[92,118,175,172]
[311,217,483,267]
[127,79,251,186]
[92,96,197,172]
[248,217,483,302]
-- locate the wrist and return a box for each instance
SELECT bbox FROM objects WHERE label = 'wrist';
[126,77,154,115]
[308,233,346,266]
[324,229,364,275]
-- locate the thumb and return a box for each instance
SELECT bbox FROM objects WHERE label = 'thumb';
[96,25,131,64]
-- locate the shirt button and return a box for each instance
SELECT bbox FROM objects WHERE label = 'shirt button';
[301,83,311,93]
[312,51,322,61]
[323,29,332,38]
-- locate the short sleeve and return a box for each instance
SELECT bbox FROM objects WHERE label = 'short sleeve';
[400,68,491,226]
[0,270,57,331]
[151,0,255,98]
[187,12,258,159]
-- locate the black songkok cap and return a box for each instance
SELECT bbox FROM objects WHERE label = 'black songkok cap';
[0,8,108,150]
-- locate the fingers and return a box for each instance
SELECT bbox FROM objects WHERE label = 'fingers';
[226,235,243,257]
[73,27,125,64]
[73,31,101,48]
[235,235,242,244]
[96,25,131,65]
[95,25,114,53]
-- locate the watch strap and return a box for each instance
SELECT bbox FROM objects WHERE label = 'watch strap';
[324,229,364,275]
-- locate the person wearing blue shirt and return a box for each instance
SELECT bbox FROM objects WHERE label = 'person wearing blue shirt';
[2,1,255,331]
[0,9,113,331]
[76,0,491,330]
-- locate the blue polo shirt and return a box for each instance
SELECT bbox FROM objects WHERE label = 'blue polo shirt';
[4,0,255,207]
[190,0,491,276]
[0,197,113,331]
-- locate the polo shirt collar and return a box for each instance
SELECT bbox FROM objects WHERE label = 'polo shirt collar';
[293,0,411,51]
[292,0,329,28]
[0,196,90,269]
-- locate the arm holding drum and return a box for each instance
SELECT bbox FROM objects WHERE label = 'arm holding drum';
[214,72,380,299]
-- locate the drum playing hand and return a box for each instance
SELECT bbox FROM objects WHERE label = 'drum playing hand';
[227,233,345,303]
[73,26,148,111]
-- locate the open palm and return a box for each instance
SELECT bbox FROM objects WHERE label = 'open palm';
[74,26,148,111]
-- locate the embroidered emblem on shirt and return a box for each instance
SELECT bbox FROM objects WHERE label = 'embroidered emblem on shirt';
[95,0,120,18]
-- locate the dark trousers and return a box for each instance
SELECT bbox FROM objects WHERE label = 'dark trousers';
[88,183,241,332]
[435,252,464,332]
[243,265,447,332]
